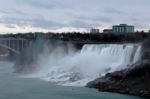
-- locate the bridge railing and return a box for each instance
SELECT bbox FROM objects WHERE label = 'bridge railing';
[0,38,30,54]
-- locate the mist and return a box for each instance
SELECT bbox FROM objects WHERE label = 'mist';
[20,42,141,86]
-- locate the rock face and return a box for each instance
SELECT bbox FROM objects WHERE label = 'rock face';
[141,36,150,60]
[87,37,150,98]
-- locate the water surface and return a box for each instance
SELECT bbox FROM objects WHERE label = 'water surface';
[0,62,144,99]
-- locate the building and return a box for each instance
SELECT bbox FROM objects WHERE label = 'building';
[112,24,134,33]
[103,29,113,33]
[90,28,100,33]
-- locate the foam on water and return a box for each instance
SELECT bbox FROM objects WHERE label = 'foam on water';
[25,44,141,87]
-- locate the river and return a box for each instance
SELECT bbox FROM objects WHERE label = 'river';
[0,62,144,99]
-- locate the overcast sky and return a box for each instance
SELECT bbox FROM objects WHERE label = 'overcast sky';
[0,0,150,33]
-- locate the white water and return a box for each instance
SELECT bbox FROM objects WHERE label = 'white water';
[24,44,141,87]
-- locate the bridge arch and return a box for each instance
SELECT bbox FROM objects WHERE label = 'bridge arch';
[0,38,30,55]
[0,44,20,54]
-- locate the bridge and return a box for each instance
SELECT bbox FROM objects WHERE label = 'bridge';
[0,38,30,54]
[0,32,149,57]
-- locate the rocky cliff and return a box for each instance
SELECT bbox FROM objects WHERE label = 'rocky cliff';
[87,36,150,98]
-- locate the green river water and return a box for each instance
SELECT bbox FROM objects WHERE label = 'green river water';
[0,62,144,99]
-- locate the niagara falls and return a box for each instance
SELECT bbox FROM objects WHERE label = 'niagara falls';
[23,44,141,87]
[0,0,150,98]
[0,32,149,99]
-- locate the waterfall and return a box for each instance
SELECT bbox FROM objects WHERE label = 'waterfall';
[23,44,141,86]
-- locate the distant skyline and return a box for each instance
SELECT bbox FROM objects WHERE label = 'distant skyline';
[0,0,150,33]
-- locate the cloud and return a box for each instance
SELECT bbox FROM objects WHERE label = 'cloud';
[0,17,65,29]
[69,20,101,28]
[16,0,55,10]
[0,10,11,14]
[4,24,16,28]
[104,8,127,15]
[76,15,112,23]
[0,0,150,33]
[15,0,71,10]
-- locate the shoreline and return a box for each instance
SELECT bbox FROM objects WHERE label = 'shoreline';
[86,60,150,98]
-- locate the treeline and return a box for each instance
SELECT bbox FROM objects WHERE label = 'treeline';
[0,32,149,43]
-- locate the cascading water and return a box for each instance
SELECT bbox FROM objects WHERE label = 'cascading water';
[24,44,141,87]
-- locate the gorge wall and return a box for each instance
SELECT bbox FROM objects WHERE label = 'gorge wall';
[87,36,150,98]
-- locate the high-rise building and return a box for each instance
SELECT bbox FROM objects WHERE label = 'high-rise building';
[112,24,134,33]
[90,28,100,33]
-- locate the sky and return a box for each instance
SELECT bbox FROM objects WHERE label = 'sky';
[0,0,150,33]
